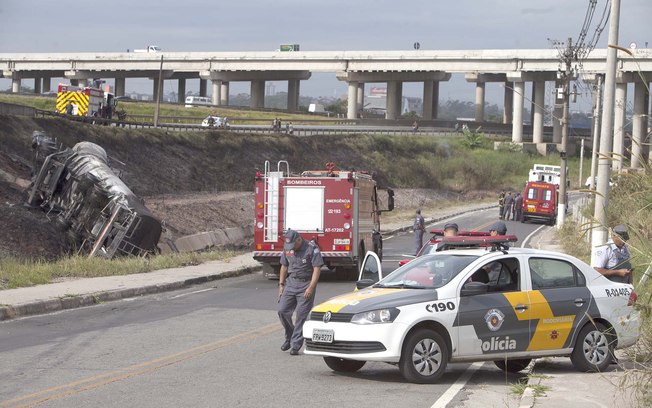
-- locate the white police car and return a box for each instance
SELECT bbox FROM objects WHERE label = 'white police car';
[303,236,640,383]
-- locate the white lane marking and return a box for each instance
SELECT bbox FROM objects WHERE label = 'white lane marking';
[382,235,394,241]
[521,225,546,248]
[169,288,214,299]
[430,361,484,408]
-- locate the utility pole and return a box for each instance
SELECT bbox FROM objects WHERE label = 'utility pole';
[556,37,573,228]
[589,74,603,190]
[592,0,621,263]
[578,138,585,187]
[154,55,164,128]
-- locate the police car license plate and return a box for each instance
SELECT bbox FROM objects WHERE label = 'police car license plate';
[312,329,334,343]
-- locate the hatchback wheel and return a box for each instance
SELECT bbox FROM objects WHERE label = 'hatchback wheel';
[571,323,615,372]
[399,329,448,383]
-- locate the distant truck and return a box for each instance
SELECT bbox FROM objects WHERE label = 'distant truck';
[308,103,325,113]
[55,84,117,119]
[279,44,300,52]
[133,45,162,53]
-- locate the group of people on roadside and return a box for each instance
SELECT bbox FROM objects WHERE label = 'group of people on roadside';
[498,190,523,221]
[272,118,294,134]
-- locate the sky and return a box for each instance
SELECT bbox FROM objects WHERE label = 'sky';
[0,0,650,108]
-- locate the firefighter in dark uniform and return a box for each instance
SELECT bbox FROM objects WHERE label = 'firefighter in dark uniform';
[593,224,632,283]
[277,229,324,355]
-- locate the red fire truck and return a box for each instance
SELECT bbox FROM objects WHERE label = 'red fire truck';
[56,84,117,119]
[253,161,394,280]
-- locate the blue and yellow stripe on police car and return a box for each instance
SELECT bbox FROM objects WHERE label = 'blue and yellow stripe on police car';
[504,290,577,351]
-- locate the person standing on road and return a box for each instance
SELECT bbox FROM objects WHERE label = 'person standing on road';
[412,121,419,133]
[278,229,324,355]
[413,209,425,255]
[503,192,514,221]
[498,190,506,219]
[592,224,633,283]
[513,193,523,221]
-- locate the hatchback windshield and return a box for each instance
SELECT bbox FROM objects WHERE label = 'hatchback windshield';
[377,254,478,289]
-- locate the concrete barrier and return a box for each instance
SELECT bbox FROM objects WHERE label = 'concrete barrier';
[0,102,36,116]
[169,225,253,253]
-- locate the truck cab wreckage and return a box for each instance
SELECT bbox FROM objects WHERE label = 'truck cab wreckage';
[26,132,161,258]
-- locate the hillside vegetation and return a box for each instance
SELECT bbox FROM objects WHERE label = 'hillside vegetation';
[0,115,579,197]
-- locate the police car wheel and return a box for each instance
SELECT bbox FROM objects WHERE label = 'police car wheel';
[493,359,531,373]
[399,329,448,384]
[323,357,366,373]
[570,322,615,372]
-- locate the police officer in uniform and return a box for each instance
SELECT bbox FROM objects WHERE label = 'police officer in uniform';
[503,192,514,221]
[592,224,632,283]
[443,222,459,237]
[414,209,425,255]
[278,229,324,355]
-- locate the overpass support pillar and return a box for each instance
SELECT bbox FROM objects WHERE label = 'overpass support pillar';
[356,83,364,114]
[115,77,126,97]
[12,78,20,93]
[199,79,207,97]
[250,80,265,108]
[211,80,221,106]
[287,79,300,111]
[532,81,545,144]
[220,82,229,106]
[386,81,400,120]
[512,81,525,143]
[475,82,485,122]
[34,77,42,94]
[347,81,358,119]
[423,81,440,120]
[631,81,649,169]
[503,82,513,124]
[78,78,89,88]
[152,77,163,102]
[530,84,537,126]
[177,79,186,104]
[613,82,627,171]
[42,77,51,93]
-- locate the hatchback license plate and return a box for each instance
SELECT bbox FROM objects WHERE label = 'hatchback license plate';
[312,329,334,343]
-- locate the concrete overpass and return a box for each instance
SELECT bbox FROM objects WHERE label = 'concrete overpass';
[2,49,652,157]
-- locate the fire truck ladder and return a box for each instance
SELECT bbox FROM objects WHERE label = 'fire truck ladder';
[263,160,289,242]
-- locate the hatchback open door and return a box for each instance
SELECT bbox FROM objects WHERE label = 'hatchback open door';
[356,251,383,290]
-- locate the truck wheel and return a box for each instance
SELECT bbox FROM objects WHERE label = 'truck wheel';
[323,357,366,373]
[494,359,531,373]
[399,329,448,384]
[571,322,615,372]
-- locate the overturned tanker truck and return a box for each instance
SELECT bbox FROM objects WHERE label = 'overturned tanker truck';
[26,132,162,258]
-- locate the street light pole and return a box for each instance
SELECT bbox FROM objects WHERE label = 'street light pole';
[592,0,621,263]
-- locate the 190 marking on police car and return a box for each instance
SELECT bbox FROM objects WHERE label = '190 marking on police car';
[426,301,455,313]
[605,287,631,297]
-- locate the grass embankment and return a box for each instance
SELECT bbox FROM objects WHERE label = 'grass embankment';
[0,250,238,290]
[0,93,331,124]
[557,170,652,406]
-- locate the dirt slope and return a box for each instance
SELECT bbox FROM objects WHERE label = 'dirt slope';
[0,115,492,260]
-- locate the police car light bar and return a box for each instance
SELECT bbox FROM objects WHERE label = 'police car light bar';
[435,235,518,252]
[429,229,492,237]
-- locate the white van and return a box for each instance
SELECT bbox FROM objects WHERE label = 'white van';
[185,96,212,108]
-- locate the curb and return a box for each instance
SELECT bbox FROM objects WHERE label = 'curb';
[382,204,498,236]
[0,264,261,321]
